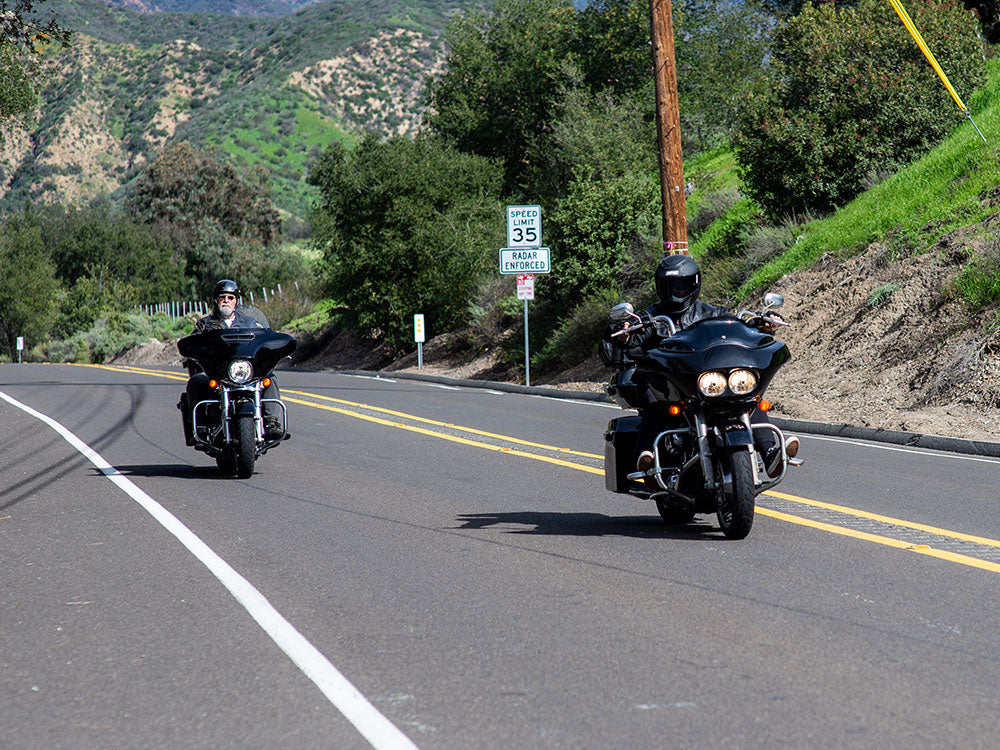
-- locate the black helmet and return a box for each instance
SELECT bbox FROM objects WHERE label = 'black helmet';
[654,254,701,314]
[213,279,240,299]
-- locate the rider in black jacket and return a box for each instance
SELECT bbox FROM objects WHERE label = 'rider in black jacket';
[180,279,284,442]
[604,254,798,477]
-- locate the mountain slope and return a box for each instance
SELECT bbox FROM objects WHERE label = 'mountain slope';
[1,0,476,220]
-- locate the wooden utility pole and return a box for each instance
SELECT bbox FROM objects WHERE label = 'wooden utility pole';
[649,0,688,255]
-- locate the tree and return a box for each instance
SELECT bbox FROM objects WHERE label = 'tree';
[675,0,771,153]
[35,204,184,299]
[0,212,58,358]
[732,0,986,217]
[425,0,581,197]
[125,141,281,255]
[309,134,503,348]
[0,1,71,134]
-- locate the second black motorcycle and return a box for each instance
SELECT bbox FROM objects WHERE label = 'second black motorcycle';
[603,293,801,539]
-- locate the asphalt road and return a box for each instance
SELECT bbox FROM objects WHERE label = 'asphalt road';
[2,363,999,749]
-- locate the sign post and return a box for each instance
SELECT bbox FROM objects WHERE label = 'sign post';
[502,205,549,387]
[516,275,535,386]
[16,336,24,364]
[413,314,425,369]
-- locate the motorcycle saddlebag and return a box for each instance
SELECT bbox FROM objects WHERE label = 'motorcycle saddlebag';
[604,414,642,492]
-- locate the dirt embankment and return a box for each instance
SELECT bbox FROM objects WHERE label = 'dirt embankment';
[115,229,1000,443]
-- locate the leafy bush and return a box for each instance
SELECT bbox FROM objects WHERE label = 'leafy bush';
[532,290,620,374]
[544,173,660,310]
[868,280,901,307]
[308,134,503,349]
[0,214,59,358]
[41,312,191,364]
[732,0,985,217]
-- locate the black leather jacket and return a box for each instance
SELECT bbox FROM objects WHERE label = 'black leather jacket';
[193,305,268,333]
[638,299,731,332]
[600,299,732,366]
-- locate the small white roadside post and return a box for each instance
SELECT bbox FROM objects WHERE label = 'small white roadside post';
[16,336,24,364]
[414,313,425,369]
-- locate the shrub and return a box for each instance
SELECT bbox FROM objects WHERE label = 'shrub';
[732,0,985,217]
[956,240,1000,310]
[309,135,503,349]
[868,280,901,306]
[532,290,620,374]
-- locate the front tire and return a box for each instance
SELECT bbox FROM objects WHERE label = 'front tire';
[234,416,256,479]
[716,449,755,539]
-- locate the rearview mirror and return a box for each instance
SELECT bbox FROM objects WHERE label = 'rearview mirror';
[609,302,634,321]
[763,293,784,311]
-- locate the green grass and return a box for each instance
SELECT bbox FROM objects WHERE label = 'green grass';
[737,56,1000,299]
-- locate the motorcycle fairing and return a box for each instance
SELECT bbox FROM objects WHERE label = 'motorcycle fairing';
[177,328,297,381]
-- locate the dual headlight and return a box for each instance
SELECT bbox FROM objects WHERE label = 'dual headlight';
[227,359,254,384]
[697,369,758,397]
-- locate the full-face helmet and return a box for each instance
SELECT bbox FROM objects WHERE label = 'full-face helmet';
[654,255,701,314]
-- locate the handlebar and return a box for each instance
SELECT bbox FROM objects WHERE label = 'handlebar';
[609,314,677,339]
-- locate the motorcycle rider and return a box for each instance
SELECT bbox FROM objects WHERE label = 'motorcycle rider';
[603,254,798,477]
[180,279,285,442]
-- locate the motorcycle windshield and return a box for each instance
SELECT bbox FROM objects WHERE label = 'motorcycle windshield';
[644,317,789,375]
[177,328,297,380]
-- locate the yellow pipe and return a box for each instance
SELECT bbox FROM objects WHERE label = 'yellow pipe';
[888,0,967,112]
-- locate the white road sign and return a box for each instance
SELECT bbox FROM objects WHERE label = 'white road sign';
[516,274,535,300]
[506,205,541,248]
[499,247,550,274]
[413,313,425,343]
[16,337,25,351]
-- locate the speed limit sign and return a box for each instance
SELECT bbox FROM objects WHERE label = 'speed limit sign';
[507,205,541,248]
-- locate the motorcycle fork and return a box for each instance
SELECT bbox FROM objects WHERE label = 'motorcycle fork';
[229,384,264,442]
[694,414,716,490]
[221,387,232,442]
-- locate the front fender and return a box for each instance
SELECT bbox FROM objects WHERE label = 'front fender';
[715,424,754,448]
[234,400,256,418]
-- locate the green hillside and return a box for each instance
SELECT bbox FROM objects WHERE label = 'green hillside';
[677,56,1000,316]
[1,0,479,221]
[740,56,1000,298]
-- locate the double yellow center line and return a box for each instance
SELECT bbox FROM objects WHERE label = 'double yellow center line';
[87,364,1000,574]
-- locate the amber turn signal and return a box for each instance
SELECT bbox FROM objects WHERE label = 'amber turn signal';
[208,379,218,389]
[758,399,771,412]
[668,404,682,416]
[262,378,271,387]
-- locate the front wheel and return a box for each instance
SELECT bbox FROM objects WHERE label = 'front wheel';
[234,416,256,479]
[716,449,755,539]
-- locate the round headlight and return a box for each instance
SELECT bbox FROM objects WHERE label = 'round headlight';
[728,369,758,396]
[697,371,727,397]
[228,359,253,383]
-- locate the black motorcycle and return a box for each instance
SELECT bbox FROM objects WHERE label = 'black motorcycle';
[603,293,800,539]
[177,328,296,478]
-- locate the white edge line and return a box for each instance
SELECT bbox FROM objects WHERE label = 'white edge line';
[801,433,1000,465]
[342,374,398,384]
[0,389,418,750]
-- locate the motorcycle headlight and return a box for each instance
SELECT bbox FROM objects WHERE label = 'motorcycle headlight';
[697,371,727,397]
[228,359,253,383]
[727,369,758,396]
